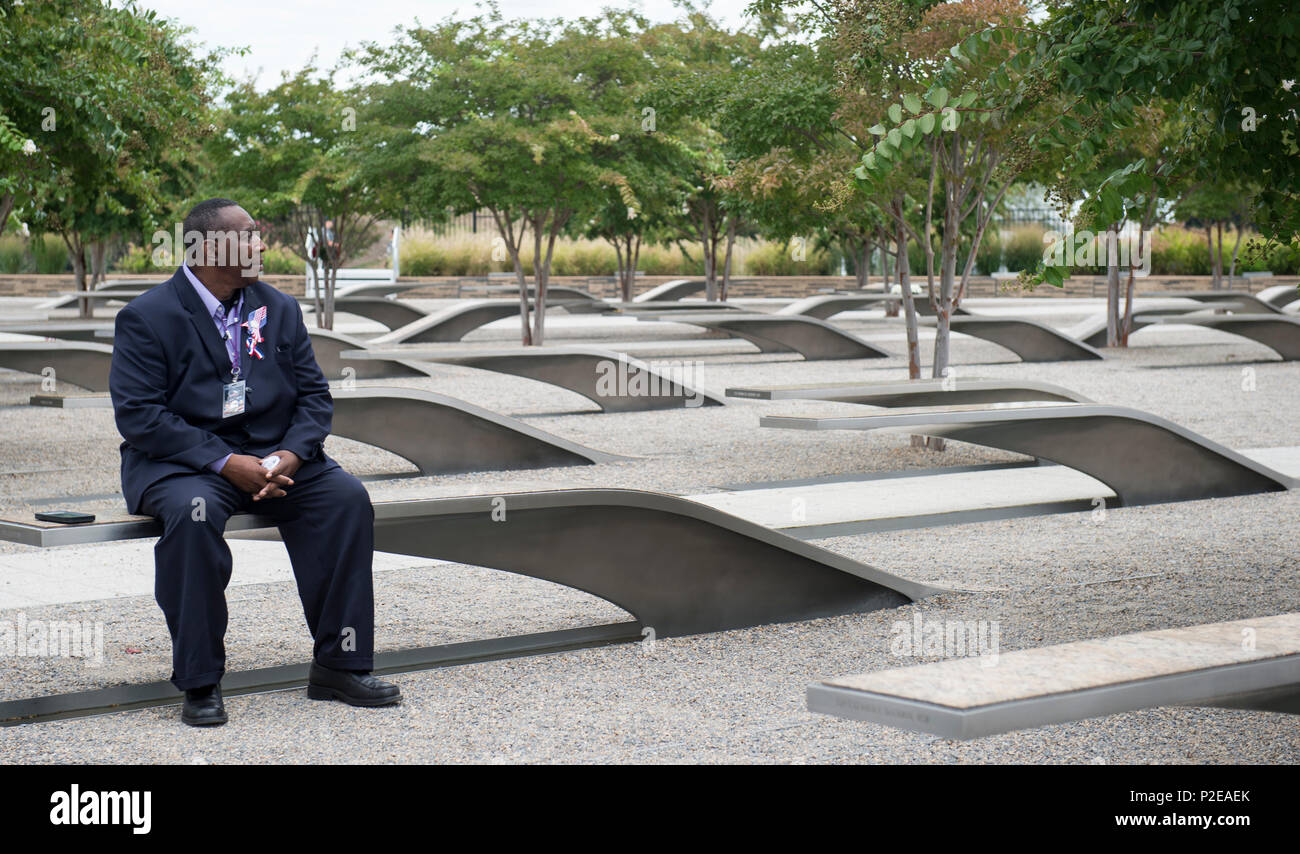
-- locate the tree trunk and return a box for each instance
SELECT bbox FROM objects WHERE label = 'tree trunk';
[62,232,89,318]
[720,217,736,302]
[90,241,108,287]
[701,207,716,301]
[1106,225,1121,347]
[1228,222,1244,286]
[881,232,899,317]
[627,236,640,301]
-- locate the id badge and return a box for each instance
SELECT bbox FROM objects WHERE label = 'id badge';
[222,380,246,418]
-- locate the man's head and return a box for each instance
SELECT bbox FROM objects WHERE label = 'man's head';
[182,198,265,288]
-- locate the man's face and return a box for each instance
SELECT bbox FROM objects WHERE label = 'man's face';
[201,206,266,285]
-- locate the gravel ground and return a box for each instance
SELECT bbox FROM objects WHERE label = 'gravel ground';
[0,297,1296,763]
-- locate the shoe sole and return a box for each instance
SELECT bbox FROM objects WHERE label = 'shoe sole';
[181,714,228,726]
[306,684,401,707]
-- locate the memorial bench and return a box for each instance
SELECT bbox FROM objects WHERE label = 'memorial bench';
[301,296,429,330]
[759,401,1296,505]
[726,378,1090,407]
[808,613,1300,739]
[0,341,114,391]
[369,300,581,345]
[453,283,601,302]
[0,321,116,342]
[919,316,1104,362]
[339,345,725,412]
[1127,313,1300,361]
[635,313,891,361]
[21,385,627,475]
[632,279,707,302]
[775,294,899,319]
[1143,289,1284,315]
[0,488,941,638]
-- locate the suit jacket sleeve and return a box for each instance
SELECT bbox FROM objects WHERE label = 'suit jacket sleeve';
[109,306,234,470]
[277,304,332,462]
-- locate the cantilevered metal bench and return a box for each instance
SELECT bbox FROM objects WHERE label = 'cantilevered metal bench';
[1257,283,1300,310]
[1147,289,1284,314]
[0,341,114,391]
[824,288,971,317]
[19,386,626,474]
[369,300,583,345]
[1069,305,1248,348]
[35,290,149,311]
[564,300,745,315]
[332,281,429,299]
[1132,313,1300,360]
[923,316,1103,362]
[0,489,941,637]
[306,328,432,380]
[29,393,112,408]
[0,321,116,342]
[636,313,890,361]
[808,613,1300,739]
[775,294,898,319]
[633,279,706,302]
[339,345,725,411]
[454,284,602,302]
[727,378,1090,407]
[760,402,1296,505]
[329,387,626,473]
[302,296,429,330]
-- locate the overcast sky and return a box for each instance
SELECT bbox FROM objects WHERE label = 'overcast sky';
[132,0,764,90]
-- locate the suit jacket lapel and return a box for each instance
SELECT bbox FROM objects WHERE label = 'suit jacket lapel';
[172,269,236,381]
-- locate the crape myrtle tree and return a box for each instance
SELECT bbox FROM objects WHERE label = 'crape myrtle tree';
[204,66,382,330]
[640,12,788,301]
[352,9,647,344]
[1176,178,1260,291]
[917,0,1299,306]
[0,0,221,314]
[578,108,695,301]
[832,0,1064,383]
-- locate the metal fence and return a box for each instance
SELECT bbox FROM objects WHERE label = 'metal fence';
[418,209,497,238]
[992,205,1071,231]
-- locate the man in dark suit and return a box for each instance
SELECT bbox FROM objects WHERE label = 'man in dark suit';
[109,198,400,726]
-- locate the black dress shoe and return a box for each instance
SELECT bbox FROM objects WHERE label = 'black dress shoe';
[307,662,401,707]
[181,684,228,727]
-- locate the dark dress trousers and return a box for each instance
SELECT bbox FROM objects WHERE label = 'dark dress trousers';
[108,268,375,690]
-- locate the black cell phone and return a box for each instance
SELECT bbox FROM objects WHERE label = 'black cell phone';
[35,511,96,524]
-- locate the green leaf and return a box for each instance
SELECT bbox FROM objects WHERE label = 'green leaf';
[926,87,949,109]
[941,107,960,132]
[902,93,923,115]
[901,118,917,138]
[958,91,978,108]
[868,123,886,136]
[887,127,902,148]
[919,112,936,134]
[888,103,903,124]
[1044,266,1065,288]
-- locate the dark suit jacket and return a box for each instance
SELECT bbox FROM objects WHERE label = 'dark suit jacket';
[109,268,334,514]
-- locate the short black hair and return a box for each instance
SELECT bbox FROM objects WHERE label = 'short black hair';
[182,198,241,262]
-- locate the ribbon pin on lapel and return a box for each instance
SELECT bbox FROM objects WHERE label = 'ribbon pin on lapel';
[242,306,267,360]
